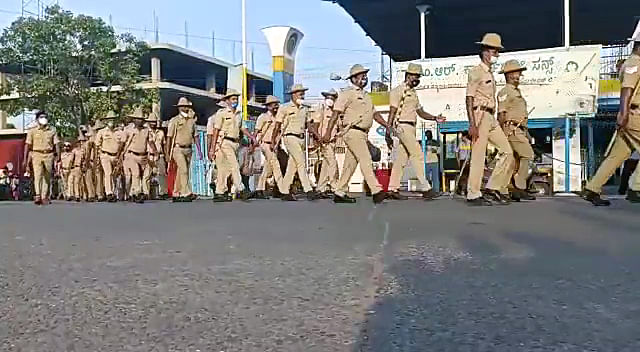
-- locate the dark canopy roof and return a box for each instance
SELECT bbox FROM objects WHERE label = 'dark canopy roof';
[328,0,640,60]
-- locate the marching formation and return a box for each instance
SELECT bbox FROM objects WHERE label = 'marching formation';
[21,33,640,207]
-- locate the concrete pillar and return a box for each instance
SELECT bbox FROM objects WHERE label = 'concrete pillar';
[151,56,161,83]
[0,72,7,129]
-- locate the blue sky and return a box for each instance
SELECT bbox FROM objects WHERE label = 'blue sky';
[0,0,383,97]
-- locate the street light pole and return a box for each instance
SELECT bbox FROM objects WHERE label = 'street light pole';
[241,0,249,121]
[416,4,431,60]
[563,0,570,48]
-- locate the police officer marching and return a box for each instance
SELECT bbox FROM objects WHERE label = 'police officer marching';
[143,111,167,200]
[253,95,284,199]
[386,63,446,201]
[323,64,390,204]
[465,33,514,206]
[23,111,60,205]
[496,59,536,202]
[583,32,640,206]
[208,89,256,202]
[312,89,340,199]
[122,107,157,204]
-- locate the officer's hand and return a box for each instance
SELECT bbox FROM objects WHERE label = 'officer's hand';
[616,111,629,130]
[322,134,331,144]
[469,125,479,143]
[435,114,446,123]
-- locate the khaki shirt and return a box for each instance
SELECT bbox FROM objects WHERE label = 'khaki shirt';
[255,111,277,143]
[334,86,376,130]
[26,125,59,152]
[167,115,197,147]
[211,108,241,140]
[275,102,308,135]
[124,127,151,154]
[390,82,421,123]
[151,129,165,154]
[311,103,338,137]
[61,151,74,169]
[72,147,84,167]
[466,62,496,109]
[95,128,122,154]
[622,53,640,130]
[497,83,528,124]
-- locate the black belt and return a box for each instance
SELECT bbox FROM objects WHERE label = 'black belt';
[223,136,239,143]
[32,149,53,154]
[351,126,368,133]
[284,133,304,139]
[128,151,146,156]
[101,150,118,156]
[398,121,416,127]
[177,144,192,148]
[262,141,272,144]
[477,106,495,114]
[631,104,639,110]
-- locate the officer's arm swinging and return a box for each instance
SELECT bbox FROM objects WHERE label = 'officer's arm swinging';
[387,106,398,131]
[271,122,282,147]
[618,87,633,128]
[373,111,389,129]
[209,128,220,160]
[324,110,341,143]
[417,108,441,121]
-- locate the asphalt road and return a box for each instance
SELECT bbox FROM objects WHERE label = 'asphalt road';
[1,196,639,351]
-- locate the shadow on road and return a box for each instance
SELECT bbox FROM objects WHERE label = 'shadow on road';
[352,231,640,352]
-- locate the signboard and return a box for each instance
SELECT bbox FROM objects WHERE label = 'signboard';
[392,45,602,121]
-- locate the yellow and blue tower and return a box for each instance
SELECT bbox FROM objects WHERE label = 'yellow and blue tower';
[261,26,304,103]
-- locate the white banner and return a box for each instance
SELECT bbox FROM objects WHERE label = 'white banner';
[392,45,602,121]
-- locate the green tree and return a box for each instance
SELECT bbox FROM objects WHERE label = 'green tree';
[0,5,156,137]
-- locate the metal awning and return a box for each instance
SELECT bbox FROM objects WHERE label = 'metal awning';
[327,0,640,60]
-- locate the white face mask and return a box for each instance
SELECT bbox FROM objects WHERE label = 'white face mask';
[295,98,305,106]
[180,111,189,117]
[106,121,114,128]
[490,56,499,64]
[38,117,48,126]
[325,99,334,108]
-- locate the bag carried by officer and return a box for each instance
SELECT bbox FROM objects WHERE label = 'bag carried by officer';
[368,141,381,162]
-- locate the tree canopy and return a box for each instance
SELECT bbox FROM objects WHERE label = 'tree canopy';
[0,5,156,137]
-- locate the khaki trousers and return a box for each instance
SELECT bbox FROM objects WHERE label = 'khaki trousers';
[124,153,146,196]
[69,167,82,198]
[506,126,534,191]
[94,163,105,198]
[62,170,72,198]
[156,156,167,195]
[257,142,283,191]
[316,142,338,192]
[389,124,432,192]
[32,152,54,200]
[280,135,312,194]
[172,147,193,197]
[586,126,640,193]
[467,113,514,200]
[100,153,117,196]
[335,129,382,197]
[84,167,96,199]
[215,139,242,195]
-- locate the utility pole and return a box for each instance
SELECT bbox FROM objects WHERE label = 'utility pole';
[184,21,189,48]
[212,30,216,58]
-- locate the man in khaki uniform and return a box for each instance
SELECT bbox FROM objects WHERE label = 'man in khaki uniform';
[254,95,283,199]
[91,119,107,201]
[23,111,60,205]
[322,64,390,204]
[60,141,75,201]
[143,112,167,200]
[166,97,202,202]
[583,36,640,206]
[386,63,446,201]
[311,89,341,198]
[95,111,123,202]
[208,89,256,202]
[123,107,157,204]
[69,136,86,201]
[78,126,96,202]
[271,84,318,201]
[465,33,514,206]
[497,60,536,202]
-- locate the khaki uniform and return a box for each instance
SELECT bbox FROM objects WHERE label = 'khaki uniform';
[276,102,313,194]
[388,82,432,192]
[333,86,382,197]
[498,83,534,191]
[95,127,122,196]
[586,53,640,193]
[209,107,243,195]
[90,133,105,199]
[69,146,84,198]
[116,127,131,198]
[255,111,283,191]
[143,129,167,197]
[466,62,514,199]
[167,114,197,197]
[60,150,74,198]
[311,103,339,192]
[81,140,96,200]
[26,125,59,200]
[123,127,151,197]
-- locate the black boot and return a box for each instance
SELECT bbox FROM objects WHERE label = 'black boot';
[387,191,408,200]
[373,192,387,204]
[626,190,640,203]
[271,188,282,199]
[467,196,493,206]
[135,194,145,204]
[281,193,297,201]
[213,193,230,203]
[422,189,439,201]
[107,194,117,203]
[254,191,269,199]
[582,189,611,206]
[306,191,319,201]
[484,190,510,205]
[333,194,357,204]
